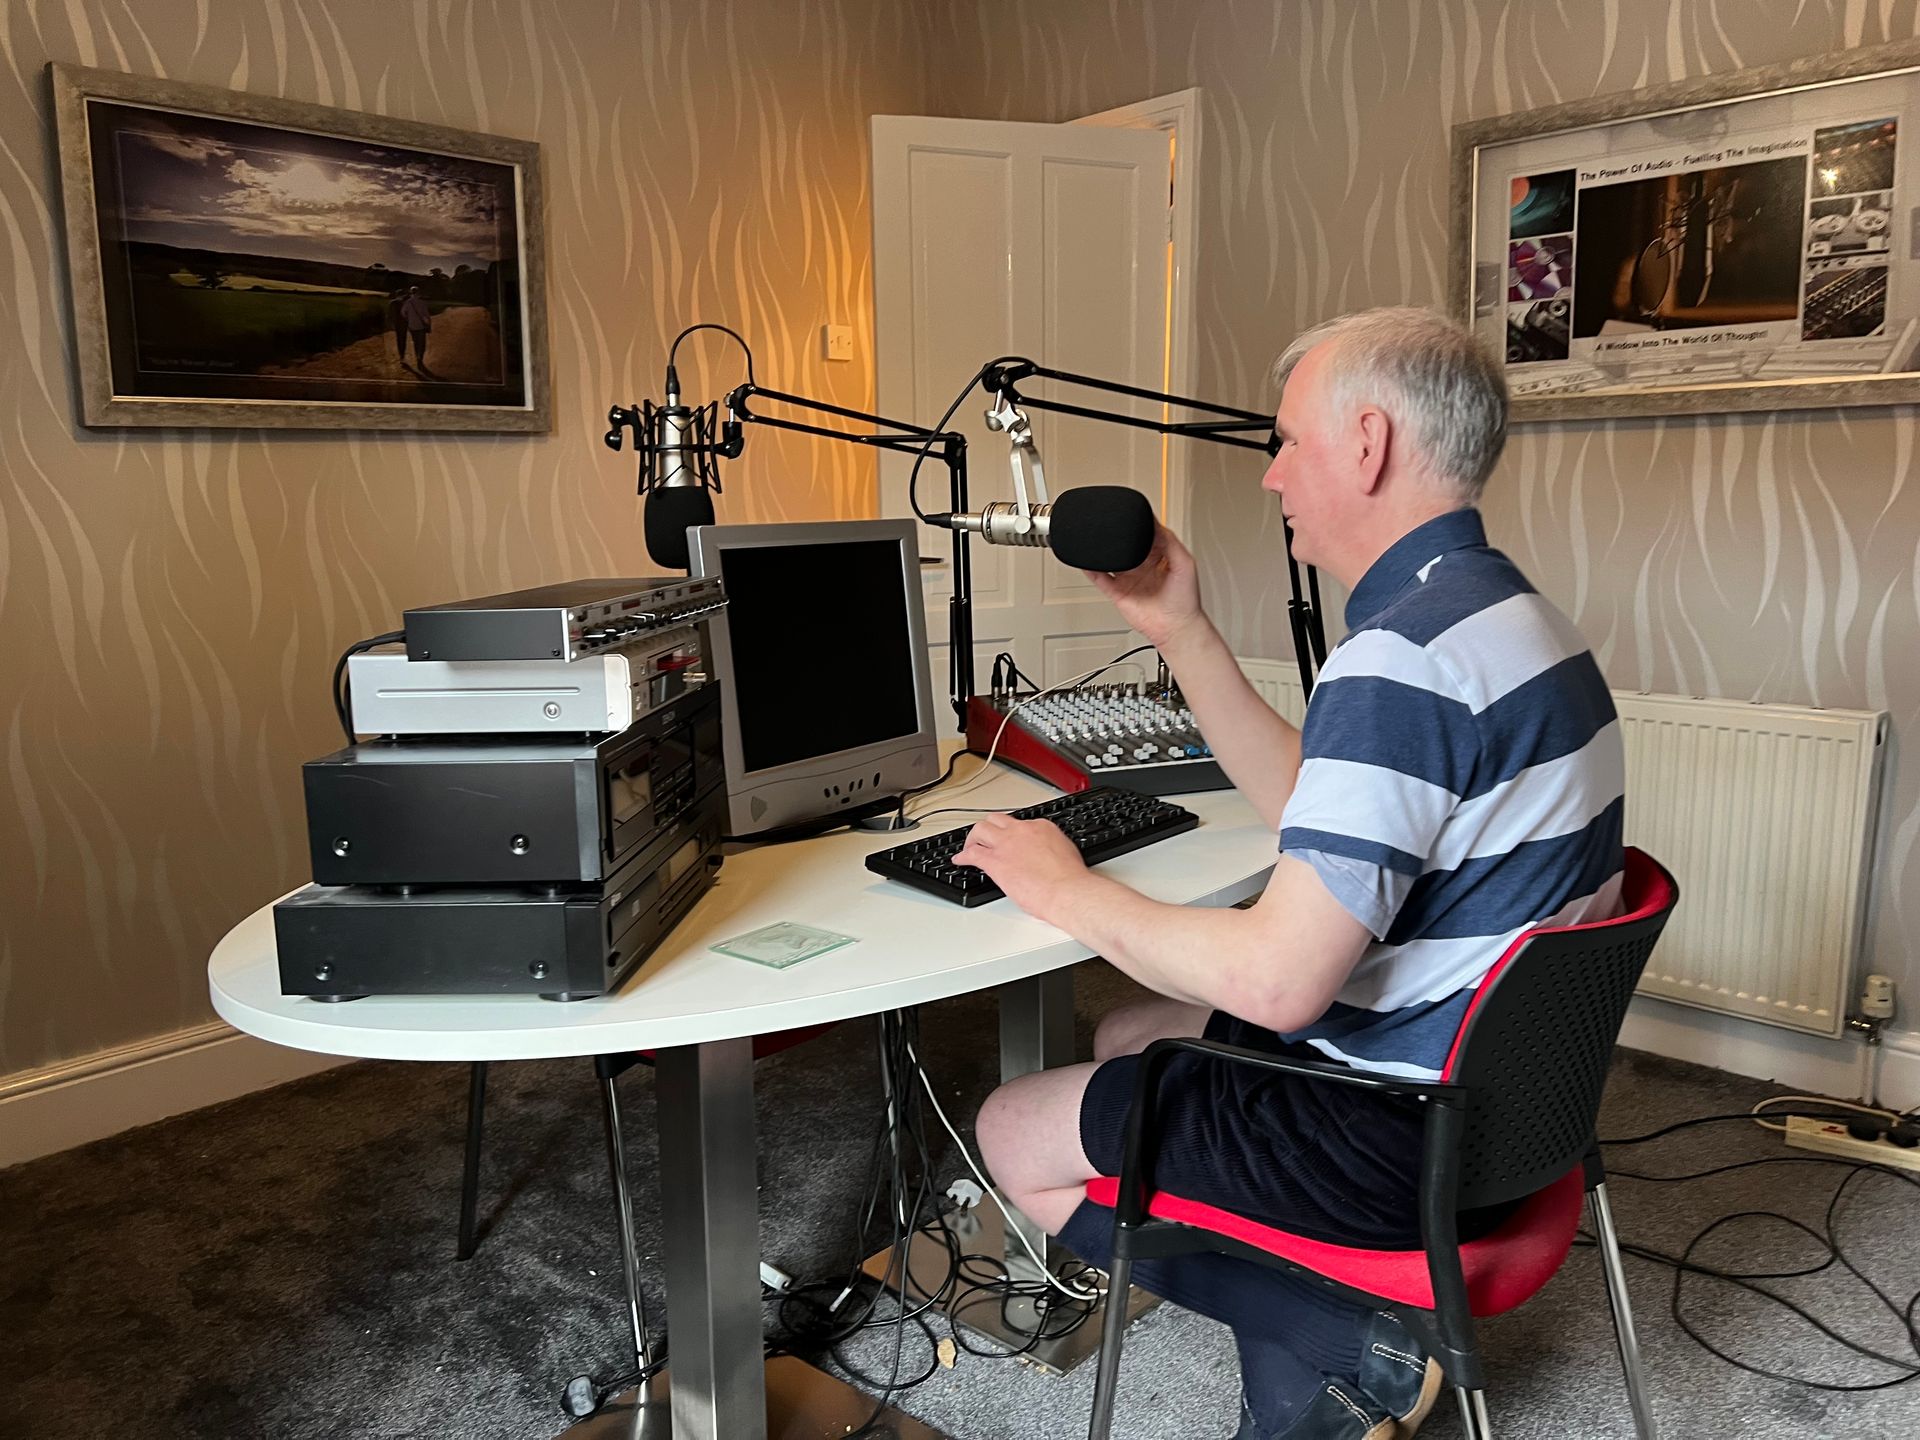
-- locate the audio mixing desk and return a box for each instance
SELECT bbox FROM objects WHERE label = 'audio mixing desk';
[963,685,1230,796]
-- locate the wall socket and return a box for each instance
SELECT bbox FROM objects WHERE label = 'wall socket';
[1782,1114,1920,1174]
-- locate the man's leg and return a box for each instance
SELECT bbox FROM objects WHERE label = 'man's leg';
[974,1060,1099,1234]
[1093,996,1210,1063]
[977,996,1209,1234]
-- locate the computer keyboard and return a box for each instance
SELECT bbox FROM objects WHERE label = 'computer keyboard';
[864,786,1199,907]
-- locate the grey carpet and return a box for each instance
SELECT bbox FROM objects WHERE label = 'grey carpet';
[3,963,1918,1439]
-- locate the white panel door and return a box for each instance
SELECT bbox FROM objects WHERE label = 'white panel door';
[871,115,1170,701]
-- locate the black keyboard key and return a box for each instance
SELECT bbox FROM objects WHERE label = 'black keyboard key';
[864,785,1200,907]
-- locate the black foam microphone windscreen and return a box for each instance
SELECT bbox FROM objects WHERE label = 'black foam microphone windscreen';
[643,484,716,571]
[1047,486,1156,572]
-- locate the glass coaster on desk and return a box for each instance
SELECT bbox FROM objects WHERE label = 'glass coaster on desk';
[712,921,859,969]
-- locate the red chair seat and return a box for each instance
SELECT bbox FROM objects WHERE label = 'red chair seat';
[1082,1164,1585,1316]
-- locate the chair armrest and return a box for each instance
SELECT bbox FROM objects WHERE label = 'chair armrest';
[1136,1037,1463,1099]
[1109,1037,1463,1226]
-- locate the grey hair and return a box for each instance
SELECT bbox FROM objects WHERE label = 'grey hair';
[1271,308,1508,503]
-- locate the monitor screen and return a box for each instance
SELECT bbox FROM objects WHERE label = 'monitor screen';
[716,537,923,774]
[689,517,940,836]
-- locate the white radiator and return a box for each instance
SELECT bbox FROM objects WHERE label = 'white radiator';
[1614,692,1885,1036]
[1239,660,1887,1038]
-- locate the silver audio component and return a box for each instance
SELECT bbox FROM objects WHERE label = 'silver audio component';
[349,625,708,736]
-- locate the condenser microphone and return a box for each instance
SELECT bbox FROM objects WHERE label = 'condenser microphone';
[931,486,1156,572]
[605,362,741,571]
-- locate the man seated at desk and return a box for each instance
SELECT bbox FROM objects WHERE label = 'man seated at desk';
[955,308,1625,1440]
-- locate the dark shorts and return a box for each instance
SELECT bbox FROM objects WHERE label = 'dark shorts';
[1079,1011,1437,1250]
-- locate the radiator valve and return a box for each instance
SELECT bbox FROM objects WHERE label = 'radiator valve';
[1848,974,1897,1043]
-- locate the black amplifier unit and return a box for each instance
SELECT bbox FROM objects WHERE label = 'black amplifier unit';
[303,682,721,887]
[404,575,726,663]
[274,790,724,1001]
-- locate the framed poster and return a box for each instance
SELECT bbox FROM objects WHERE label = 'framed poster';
[49,63,549,431]
[1451,40,1920,422]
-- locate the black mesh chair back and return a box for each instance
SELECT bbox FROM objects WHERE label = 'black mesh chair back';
[1443,848,1679,1211]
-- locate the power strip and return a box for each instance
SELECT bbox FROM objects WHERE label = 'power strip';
[1782,1115,1920,1173]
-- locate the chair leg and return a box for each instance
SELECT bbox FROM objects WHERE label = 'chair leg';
[1589,1182,1658,1439]
[455,1061,487,1261]
[599,1062,656,1375]
[1453,1385,1493,1439]
[1086,1248,1134,1440]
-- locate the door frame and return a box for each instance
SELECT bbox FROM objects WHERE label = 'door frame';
[1073,87,1204,543]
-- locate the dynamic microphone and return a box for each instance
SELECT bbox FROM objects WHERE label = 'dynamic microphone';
[932,486,1157,572]
[605,362,741,571]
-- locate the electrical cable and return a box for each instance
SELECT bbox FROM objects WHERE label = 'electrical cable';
[759,1009,1103,1429]
[331,629,407,745]
[905,356,1026,523]
[1749,1094,1898,1133]
[667,322,756,390]
[905,644,1155,821]
[1595,1112,1920,1392]
[906,1039,1101,1300]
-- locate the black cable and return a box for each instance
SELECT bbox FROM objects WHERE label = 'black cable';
[1594,1117,1920,1392]
[667,322,756,390]
[720,793,906,846]
[1064,643,1156,689]
[906,356,1025,522]
[331,629,406,745]
[1599,1108,1874,1146]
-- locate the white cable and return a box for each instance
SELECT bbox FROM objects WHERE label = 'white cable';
[904,1040,1102,1301]
[907,652,1149,820]
[1749,1094,1897,1134]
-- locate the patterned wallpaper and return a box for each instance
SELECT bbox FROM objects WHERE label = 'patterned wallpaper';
[928,0,1920,1034]
[0,0,930,1078]
[8,0,1920,1083]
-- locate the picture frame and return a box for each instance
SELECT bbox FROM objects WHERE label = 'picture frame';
[1450,39,1920,423]
[49,63,549,432]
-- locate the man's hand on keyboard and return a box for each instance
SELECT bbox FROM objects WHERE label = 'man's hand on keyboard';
[952,813,1089,921]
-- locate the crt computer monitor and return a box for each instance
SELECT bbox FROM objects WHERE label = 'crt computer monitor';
[687,518,941,836]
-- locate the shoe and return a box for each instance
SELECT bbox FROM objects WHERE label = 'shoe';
[1359,1310,1445,1438]
[1230,1383,1396,1439]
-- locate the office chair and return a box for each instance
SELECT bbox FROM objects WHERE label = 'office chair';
[1084,848,1679,1440]
[454,1027,836,1389]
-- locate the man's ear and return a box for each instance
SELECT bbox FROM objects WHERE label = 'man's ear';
[1354,405,1391,494]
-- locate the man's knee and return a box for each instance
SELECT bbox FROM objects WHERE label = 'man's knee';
[1093,998,1208,1062]
[974,1078,1025,1176]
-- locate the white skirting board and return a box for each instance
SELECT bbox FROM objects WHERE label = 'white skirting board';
[1621,994,1920,1112]
[0,1021,350,1170]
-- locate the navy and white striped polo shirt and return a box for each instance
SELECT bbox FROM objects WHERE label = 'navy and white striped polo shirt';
[1275,507,1625,1079]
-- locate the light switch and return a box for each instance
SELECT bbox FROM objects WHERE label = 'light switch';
[823,324,854,362]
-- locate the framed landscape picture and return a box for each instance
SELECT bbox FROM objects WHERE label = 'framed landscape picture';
[49,63,549,431]
[1451,39,1920,423]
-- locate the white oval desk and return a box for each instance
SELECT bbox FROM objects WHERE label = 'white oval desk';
[210,759,1276,1439]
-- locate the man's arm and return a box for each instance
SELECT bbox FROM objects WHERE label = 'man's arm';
[1087,526,1304,830]
[954,820,1371,1032]
[1155,617,1301,832]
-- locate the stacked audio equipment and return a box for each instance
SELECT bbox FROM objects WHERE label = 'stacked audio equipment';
[275,579,729,1002]
[963,678,1229,797]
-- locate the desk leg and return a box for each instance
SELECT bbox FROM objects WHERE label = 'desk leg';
[654,1039,765,1440]
[997,970,1076,1278]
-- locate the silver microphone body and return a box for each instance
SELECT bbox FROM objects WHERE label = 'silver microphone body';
[946,500,1057,547]
[656,387,700,491]
[935,486,1157,572]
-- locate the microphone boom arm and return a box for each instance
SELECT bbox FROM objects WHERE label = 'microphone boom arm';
[980,358,1327,701]
[721,382,977,731]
